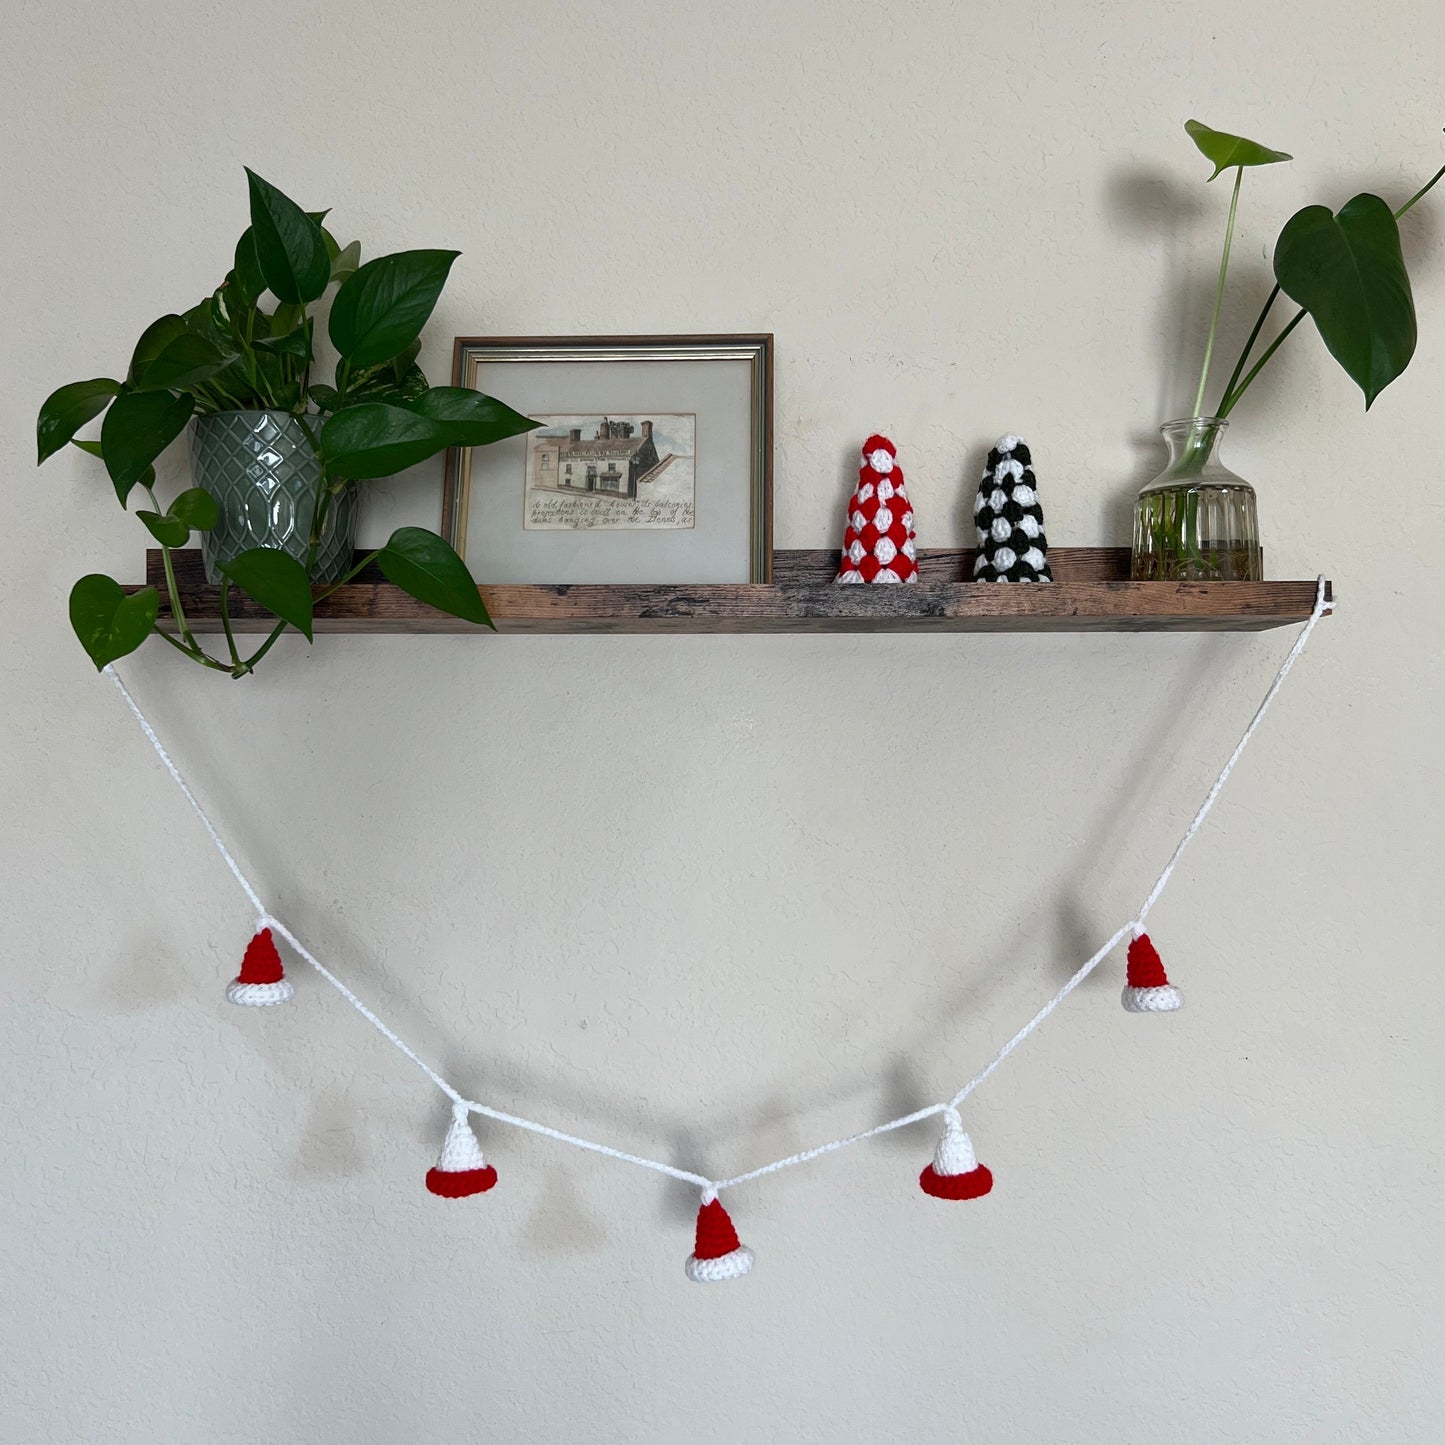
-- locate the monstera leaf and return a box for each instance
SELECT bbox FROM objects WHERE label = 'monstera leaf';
[1274,193,1416,408]
[1185,119,1292,180]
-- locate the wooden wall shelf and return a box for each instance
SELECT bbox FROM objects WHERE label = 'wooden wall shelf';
[137,548,1331,634]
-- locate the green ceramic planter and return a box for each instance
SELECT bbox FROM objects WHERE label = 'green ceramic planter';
[190,410,358,584]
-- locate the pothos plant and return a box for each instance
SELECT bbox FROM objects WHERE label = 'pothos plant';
[36,168,539,677]
[1178,119,1445,468]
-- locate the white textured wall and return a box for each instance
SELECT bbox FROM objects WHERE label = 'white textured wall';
[4,2,1442,1440]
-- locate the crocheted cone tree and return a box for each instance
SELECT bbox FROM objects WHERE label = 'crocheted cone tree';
[836,434,919,583]
[972,434,1052,582]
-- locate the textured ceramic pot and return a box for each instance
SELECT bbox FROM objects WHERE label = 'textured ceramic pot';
[190,410,358,584]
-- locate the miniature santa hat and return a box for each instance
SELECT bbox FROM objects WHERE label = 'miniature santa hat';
[919,1107,994,1200]
[685,1188,754,1282]
[425,1101,498,1198]
[1121,931,1183,1013]
[226,922,294,1007]
[836,433,919,584]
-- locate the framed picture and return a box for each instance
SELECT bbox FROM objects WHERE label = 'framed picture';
[442,335,773,583]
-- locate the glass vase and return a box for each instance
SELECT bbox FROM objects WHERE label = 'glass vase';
[1130,417,1262,581]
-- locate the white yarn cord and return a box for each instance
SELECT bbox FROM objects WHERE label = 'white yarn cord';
[102,577,1330,1200]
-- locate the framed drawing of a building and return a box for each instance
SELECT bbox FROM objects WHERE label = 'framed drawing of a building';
[442,335,773,583]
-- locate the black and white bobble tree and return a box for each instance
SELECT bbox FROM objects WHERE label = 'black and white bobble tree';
[972,435,1052,582]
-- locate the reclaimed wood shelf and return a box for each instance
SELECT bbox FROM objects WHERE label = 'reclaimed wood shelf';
[136,548,1331,634]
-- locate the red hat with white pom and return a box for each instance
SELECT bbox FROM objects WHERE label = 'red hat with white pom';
[227,923,294,1007]
[426,1102,498,1198]
[685,1188,754,1282]
[1121,932,1182,1013]
[919,1108,994,1200]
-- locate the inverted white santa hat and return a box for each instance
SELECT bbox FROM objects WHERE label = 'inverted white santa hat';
[425,1102,498,1198]
[918,1108,994,1200]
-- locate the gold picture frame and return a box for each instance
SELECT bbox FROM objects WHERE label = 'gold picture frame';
[442,335,773,584]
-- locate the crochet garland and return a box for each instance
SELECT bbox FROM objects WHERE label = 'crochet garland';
[102,578,1330,1284]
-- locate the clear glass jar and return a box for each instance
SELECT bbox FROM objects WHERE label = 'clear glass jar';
[1131,417,1262,581]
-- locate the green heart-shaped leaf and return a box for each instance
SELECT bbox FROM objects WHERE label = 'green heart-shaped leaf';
[181,294,230,348]
[100,390,194,502]
[133,332,238,391]
[136,509,192,547]
[328,249,459,368]
[72,438,156,495]
[171,487,219,531]
[254,316,314,362]
[330,238,361,285]
[36,377,121,464]
[69,574,158,670]
[128,314,190,384]
[1274,193,1416,408]
[232,227,268,306]
[219,547,315,641]
[244,168,330,306]
[1185,119,1292,180]
[320,402,451,479]
[377,526,490,627]
[403,387,540,447]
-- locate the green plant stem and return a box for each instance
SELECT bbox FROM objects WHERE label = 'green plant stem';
[1193,165,1244,418]
[312,549,380,602]
[235,619,288,675]
[1217,283,1280,412]
[1395,157,1445,220]
[1217,309,1308,416]
[151,625,230,670]
[158,546,199,651]
[218,580,241,668]
[143,486,202,656]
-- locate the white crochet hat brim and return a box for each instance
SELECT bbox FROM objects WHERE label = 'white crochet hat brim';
[226,979,295,1007]
[684,1245,754,1283]
[1121,984,1182,1013]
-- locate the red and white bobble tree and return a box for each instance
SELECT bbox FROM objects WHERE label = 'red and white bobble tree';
[836,434,919,584]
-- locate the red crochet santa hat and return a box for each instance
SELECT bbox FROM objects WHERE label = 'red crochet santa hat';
[226,924,294,1007]
[685,1189,754,1282]
[1121,932,1182,1013]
